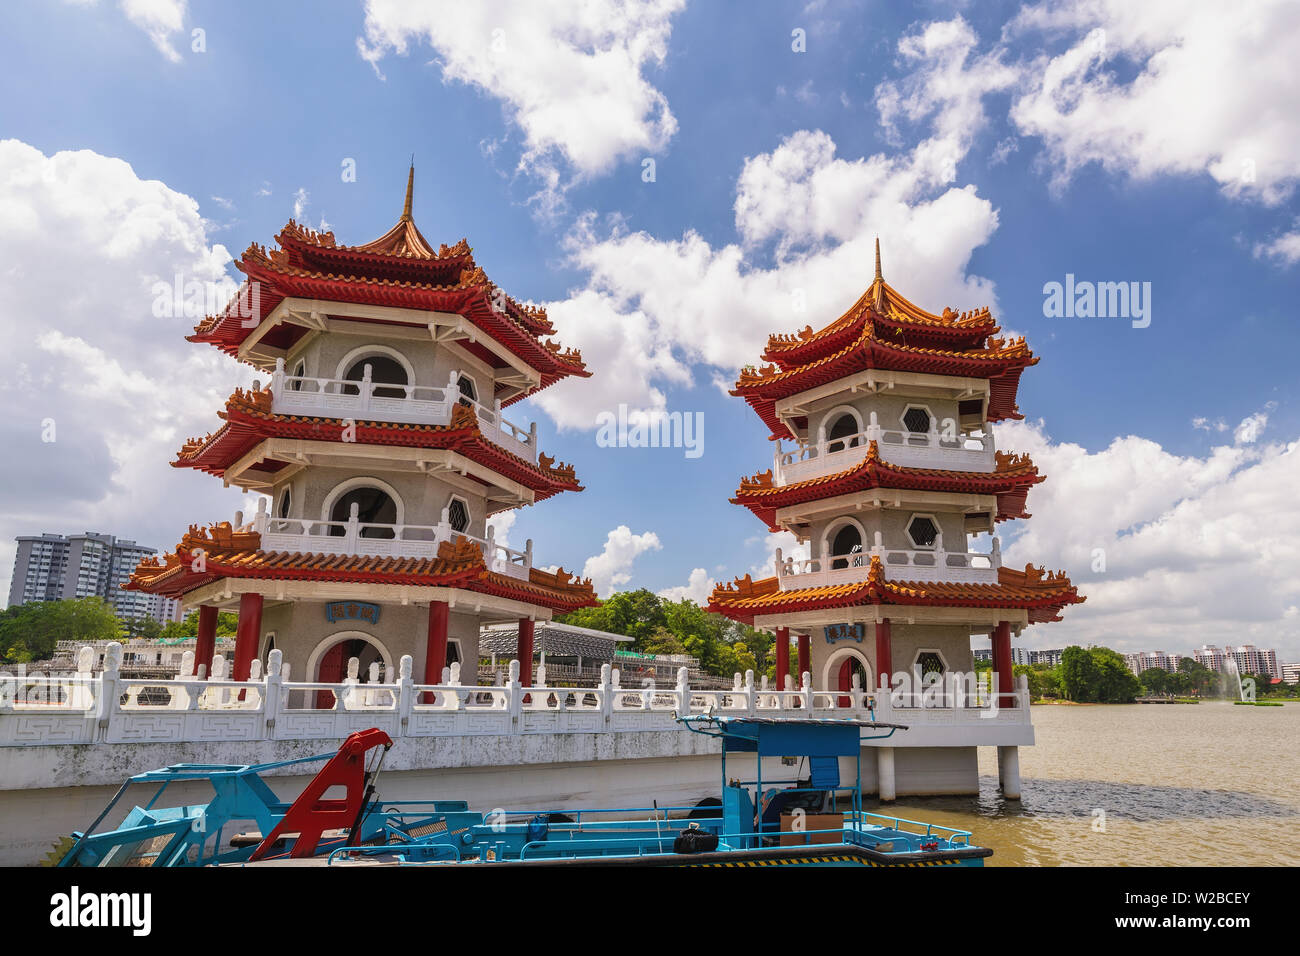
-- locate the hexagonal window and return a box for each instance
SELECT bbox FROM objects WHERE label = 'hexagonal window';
[447,498,470,533]
[916,651,945,680]
[902,406,932,433]
[907,515,939,549]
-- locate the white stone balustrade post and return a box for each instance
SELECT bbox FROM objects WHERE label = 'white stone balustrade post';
[265,649,282,735]
[484,524,497,569]
[744,670,756,716]
[641,678,655,711]
[272,357,285,396]
[598,664,613,725]
[759,674,770,710]
[774,546,784,578]
[97,642,123,740]
[524,539,533,571]
[507,659,522,726]
[851,671,862,710]
[867,411,881,442]
[397,655,413,730]
[449,662,466,710]
[801,671,812,710]
[527,421,538,457]
[991,536,1002,569]
[676,667,690,715]
[71,647,95,711]
[360,363,374,417]
[344,502,361,553]
[177,650,194,680]
[253,495,268,535]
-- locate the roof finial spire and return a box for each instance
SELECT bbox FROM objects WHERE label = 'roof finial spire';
[401,159,414,222]
[874,236,882,281]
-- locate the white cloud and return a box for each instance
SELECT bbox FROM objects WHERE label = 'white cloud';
[0,139,252,594]
[658,567,713,604]
[71,0,188,62]
[486,510,516,548]
[531,17,1017,430]
[1253,222,1300,267]
[994,415,1300,658]
[1007,0,1300,203]
[1234,406,1274,445]
[581,525,661,597]
[356,0,684,203]
[292,187,309,220]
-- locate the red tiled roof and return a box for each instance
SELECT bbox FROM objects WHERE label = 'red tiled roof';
[707,555,1083,625]
[733,442,1042,530]
[125,522,598,613]
[174,386,581,500]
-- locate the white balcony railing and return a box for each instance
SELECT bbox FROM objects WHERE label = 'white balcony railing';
[775,532,1001,589]
[269,359,538,462]
[774,411,995,484]
[0,646,1032,749]
[239,501,533,579]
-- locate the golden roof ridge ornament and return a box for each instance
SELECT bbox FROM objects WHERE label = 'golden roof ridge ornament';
[872,236,885,312]
[401,160,414,222]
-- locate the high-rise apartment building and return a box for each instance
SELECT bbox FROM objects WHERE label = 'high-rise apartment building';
[8,532,181,623]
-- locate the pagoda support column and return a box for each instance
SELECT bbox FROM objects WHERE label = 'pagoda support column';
[193,605,218,676]
[993,620,1014,709]
[774,627,790,692]
[998,746,1022,800]
[232,593,262,682]
[797,633,810,683]
[518,619,535,687]
[877,747,896,802]
[424,601,449,685]
[875,619,893,693]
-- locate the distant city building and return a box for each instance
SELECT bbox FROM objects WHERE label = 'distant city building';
[7,532,181,624]
[1125,650,1183,675]
[1028,648,1064,667]
[1192,644,1280,680]
[1281,663,1300,684]
[1193,645,1227,671]
[973,647,1029,666]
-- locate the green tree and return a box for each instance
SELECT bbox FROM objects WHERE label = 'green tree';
[0,598,121,663]
[1058,645,1098,701]
[1138,667,1170,696]
[158,610,238,642]
[1091,647,1141,702]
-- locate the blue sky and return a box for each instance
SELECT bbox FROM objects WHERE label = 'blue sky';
[1,0,1298,657]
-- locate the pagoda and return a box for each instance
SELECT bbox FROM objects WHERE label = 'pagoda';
[127,167,597,691]
[708,241,1083,797]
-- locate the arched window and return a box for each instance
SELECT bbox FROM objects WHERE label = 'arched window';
[825,413,861,452]
[829,524,863,570]
[277,487,292,520]
[343,355,408,399]
[456,374,477,409]
[446,497,470,533]
[329,487,397,538]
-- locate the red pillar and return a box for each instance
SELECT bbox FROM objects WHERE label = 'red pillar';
[797,633,810,682]
[232,592,263,681]
[517,619,535,687]
[193,604,218,676]
[875,619,892,692]
[423,601,449,685]
[993,620,1015,708]
[774,627,790,690]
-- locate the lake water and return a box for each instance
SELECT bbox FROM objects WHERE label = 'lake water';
[875,701,1299,866]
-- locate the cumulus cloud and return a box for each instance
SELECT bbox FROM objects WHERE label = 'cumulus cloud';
[658,567,713,604]
[1006,0,1300,203]
[995,414,1300,658]
[0,139,252,591]
[356,0,684,206]
[1253,222,1300,267]
[581,525,661,597]
[69,0,189,62]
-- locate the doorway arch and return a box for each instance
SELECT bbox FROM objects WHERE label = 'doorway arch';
[305,631,394,709]
[821,646,873,707]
